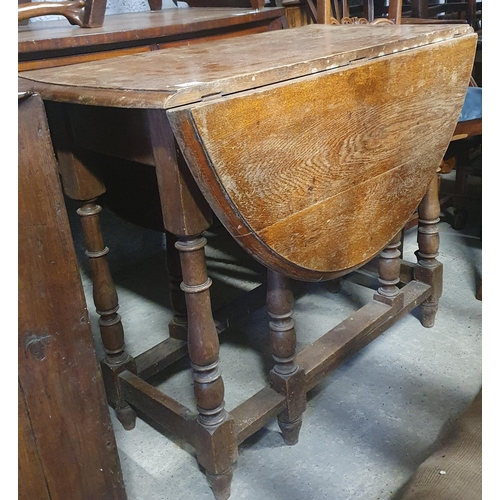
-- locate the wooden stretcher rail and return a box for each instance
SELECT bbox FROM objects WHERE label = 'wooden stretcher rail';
[135,283,268,379]
[120,273,432,450]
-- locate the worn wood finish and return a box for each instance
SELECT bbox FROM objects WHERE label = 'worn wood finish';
[18,7,286,70]
[374,231,403,304]
[18,24,477,499]
[18,383,50,500]
[119,371,199,446]
[181,0,265,8]
[20,24,474,108]
[415,173,443,327]
[18,0,107,28]
[18,91,126,500]
[267,270,306,445]
[168,30,476,279]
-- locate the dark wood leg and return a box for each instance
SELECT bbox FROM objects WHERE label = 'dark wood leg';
[374,231,403,309]
[326,277,342,294]
[476,277,482,301]
[267,270,306,446]
[175,235,237,500]
[452,150,469,230]
[77,199,137,430]
[415,174,443,328]
[165,231,188,340]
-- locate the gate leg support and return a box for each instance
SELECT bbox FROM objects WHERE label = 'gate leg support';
[415,174,443,328]
[267,269,306,446]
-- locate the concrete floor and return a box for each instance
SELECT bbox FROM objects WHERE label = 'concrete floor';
[67,168,482,500]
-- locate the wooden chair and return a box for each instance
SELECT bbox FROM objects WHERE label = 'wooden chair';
[405,1,481,30]
[18,0,108,28]
[439,79,481,230]
[282,0,403,25]
[392,1,482,234]
[293,0,482,26]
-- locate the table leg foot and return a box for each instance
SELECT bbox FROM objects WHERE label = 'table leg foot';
[420,301,439,328]
[116,405,137,431]
[278,415,302,446]
[206,469,233,500]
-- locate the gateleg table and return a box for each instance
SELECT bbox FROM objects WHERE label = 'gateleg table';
[19,23,477,500]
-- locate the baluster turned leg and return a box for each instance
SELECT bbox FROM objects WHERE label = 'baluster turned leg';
[415,174,443,327]
[326,277,342,294]
[77,199,136,430]
[175,235,237,500]
[374,231,403,309]
[165,231,188,340]
[268,270,306,446]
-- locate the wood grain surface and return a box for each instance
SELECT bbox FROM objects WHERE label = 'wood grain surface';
[19,24,474,108]
[18,92,127,500]
[18,7,285,52]
[18,23,477,280]
[169,34,476,278]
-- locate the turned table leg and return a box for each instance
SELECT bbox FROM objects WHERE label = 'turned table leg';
[175,235,237,500]
[77,198,137,429]
[165,231,188,340]
[374,231,403,309]
[415,174,443,328]
[267,270,306,446]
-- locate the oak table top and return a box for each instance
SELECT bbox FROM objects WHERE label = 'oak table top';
[19,23,477,280]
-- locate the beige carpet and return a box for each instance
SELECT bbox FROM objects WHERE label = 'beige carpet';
[399,389,482,500]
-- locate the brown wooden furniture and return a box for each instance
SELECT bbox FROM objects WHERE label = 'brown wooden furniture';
[18,90,127,500]
[18,0,107,28]
[408,1,481,29]
[281,0,404,26]
[439,84,481,230]
[18,6,287,71]
[19,23,476,500]
[16,0,269,28]
[285,0,482,26]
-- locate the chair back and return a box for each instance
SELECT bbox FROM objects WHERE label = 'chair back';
[17,0,107,27]
[315,0,403,25]
[408,1,480,30]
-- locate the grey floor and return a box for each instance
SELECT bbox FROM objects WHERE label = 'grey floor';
[67,168,482,500]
